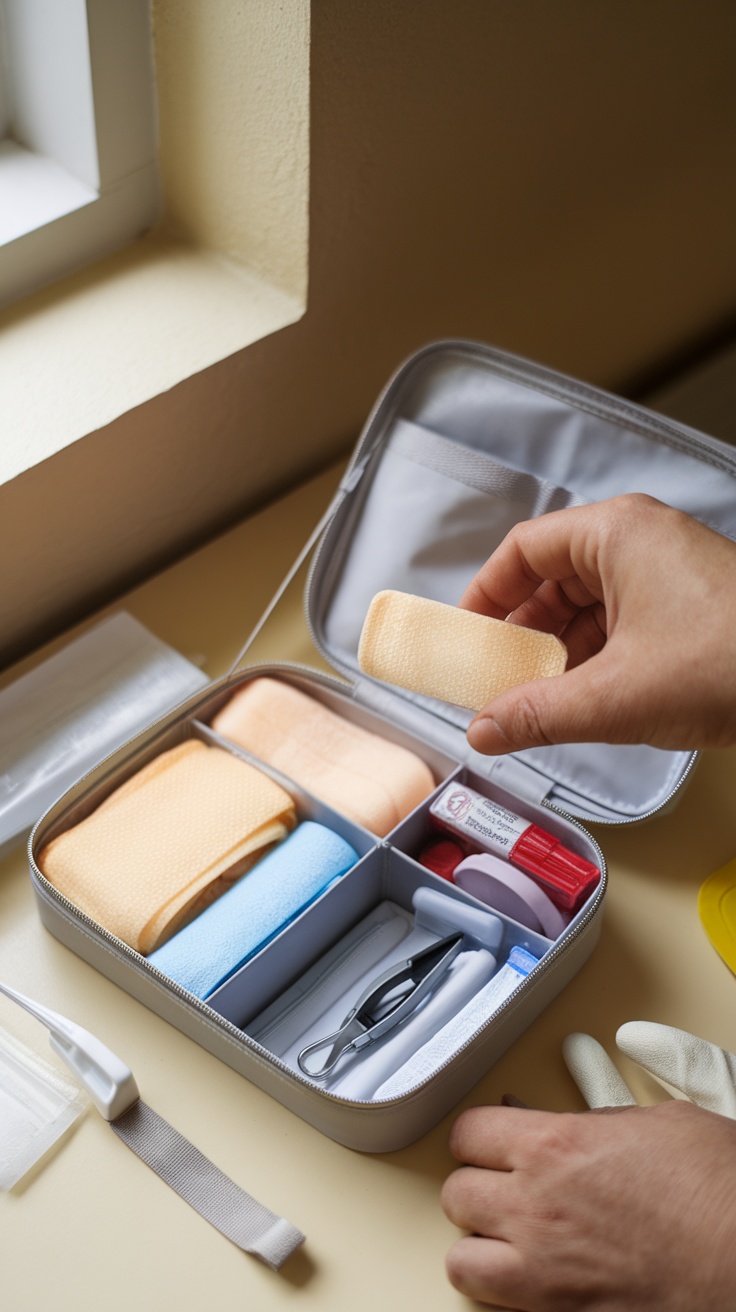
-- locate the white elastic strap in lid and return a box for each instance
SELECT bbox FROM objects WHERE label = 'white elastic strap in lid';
[0,982,304,1269]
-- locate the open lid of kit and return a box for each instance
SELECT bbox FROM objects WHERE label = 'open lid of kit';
[304,339,736,826]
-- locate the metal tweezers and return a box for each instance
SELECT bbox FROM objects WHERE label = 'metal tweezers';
[297,933,464,1079]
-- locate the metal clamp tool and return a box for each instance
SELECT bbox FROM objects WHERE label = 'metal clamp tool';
[297,933,463,1079]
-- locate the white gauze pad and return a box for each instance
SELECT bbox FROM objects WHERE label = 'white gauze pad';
[358,590,567,712]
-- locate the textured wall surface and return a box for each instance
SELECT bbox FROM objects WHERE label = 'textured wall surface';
[154,0,310,297]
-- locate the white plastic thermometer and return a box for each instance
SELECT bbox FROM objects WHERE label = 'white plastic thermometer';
[0,980,140,1119]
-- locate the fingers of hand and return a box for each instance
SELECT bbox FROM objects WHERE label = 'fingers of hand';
[445,1102,736,1311]
[505,576,604,638]
[449,1104,546,1170]
[505,578,607,672]
[441,1165,514,1240]
[445,1235,526,1308]
[457,504,607,622]
[466,656,619,755]
[556,603,607,669]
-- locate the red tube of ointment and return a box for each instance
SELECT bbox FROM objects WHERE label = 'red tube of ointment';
[429,782,599,914]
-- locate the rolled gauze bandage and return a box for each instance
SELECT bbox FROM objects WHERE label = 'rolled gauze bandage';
[211,677,435,836]
[358,590,567,712]
[148,821,359,999]
[39,740,296,954]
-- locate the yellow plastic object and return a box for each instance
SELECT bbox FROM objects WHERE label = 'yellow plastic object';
[698,857,736,974]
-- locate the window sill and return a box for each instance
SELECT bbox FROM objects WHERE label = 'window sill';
[0,229,306,485]
[0,141,97,244]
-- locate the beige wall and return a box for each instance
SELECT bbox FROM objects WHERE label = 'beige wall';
[2,0,735,667]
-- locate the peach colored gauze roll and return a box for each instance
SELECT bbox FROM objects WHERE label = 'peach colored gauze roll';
[38,739,296,954]
[210,677,435,837]
[358,590,567,712]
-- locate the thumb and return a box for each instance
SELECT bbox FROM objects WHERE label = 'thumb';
[467,658,618,755]
[616,1021,736,1118]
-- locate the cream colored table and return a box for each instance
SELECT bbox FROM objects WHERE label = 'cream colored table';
[2,463,736,1312]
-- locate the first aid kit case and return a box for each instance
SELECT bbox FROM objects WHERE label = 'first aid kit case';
[27,340,736,1152]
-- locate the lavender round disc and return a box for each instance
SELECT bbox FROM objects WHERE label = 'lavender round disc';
[454,853,567,939]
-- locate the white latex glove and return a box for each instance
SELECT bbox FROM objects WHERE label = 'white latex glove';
[563,1021,736,1118]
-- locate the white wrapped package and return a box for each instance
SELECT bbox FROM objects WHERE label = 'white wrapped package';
[0,1027,86,1189]
[0,612,208,856]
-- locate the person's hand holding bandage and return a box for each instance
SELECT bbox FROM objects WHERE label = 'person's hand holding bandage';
[458,493,736,755]
[442,1023,736,1310]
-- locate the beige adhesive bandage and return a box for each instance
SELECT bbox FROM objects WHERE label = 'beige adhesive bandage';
[39,740,296,954]
[358,590,567,712]
[211,677,435,837]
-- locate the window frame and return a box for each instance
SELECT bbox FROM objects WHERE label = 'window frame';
[0,0,159,309]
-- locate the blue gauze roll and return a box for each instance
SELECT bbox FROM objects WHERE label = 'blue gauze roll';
[148,821,359,999]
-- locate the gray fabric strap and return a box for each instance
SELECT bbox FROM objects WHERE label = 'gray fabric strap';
[111,1100,305,1270]
[389,420,589,514]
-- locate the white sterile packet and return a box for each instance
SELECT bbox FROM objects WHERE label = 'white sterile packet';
[0,1027,86,1189]
[0,611,209,856]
